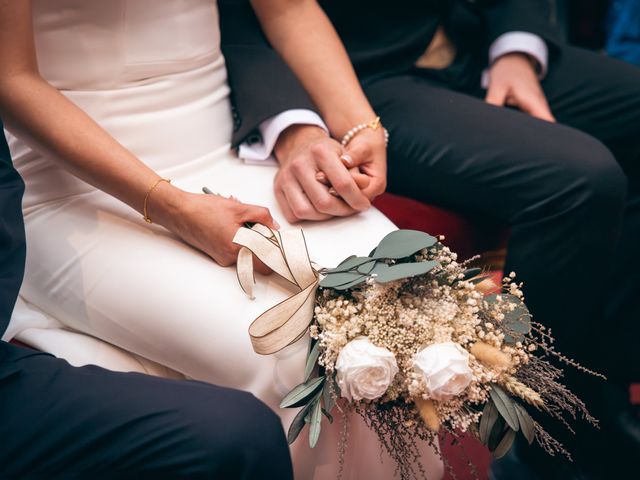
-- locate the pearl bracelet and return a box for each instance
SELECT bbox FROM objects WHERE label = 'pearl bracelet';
[340,116,390,147]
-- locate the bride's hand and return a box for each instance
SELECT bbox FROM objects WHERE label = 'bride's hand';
[343,128,388,202]
[273,125,371,223]
[150,184,278,273]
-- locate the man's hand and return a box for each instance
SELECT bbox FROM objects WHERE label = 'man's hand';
[485,53,555,122]
[273,125,371,223]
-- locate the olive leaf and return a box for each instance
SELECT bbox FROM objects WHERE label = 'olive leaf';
[514,403,535,445]
[488,416,507,451]
[287,399,316,445]
[371,230,438,260]
[479,398,500,445]
[280,376,325,408]
[322,376,337,414]
[326,256,373,273]
[493,427,517,459]
[374,261,439,284]
[461,267,483,281]
[322,407,333,424]
[308,398,323,448]
[319,272,364,288]
[489,384,520,432]
[303,341,320,381]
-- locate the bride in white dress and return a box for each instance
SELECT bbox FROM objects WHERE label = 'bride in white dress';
[0,1,443,478]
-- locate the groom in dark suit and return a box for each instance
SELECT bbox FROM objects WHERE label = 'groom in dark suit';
[0,122,293,479]
[220,1,640,478]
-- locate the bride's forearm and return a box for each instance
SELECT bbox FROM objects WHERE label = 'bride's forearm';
[0,73,184,223]
[251,0,376,138]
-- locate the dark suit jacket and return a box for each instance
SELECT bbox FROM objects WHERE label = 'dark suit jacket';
[0,121,27,375]
[220,0,561,145]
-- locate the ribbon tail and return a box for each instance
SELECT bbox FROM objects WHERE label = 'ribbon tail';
[249,281,319,355]
[236,246,256,300]
[233,227,297,285]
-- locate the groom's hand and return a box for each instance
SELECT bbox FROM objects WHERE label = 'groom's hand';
[485,53,555,123]
[273,125,371,223]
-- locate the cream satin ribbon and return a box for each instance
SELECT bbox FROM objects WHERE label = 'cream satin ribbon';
[232,224,319,355]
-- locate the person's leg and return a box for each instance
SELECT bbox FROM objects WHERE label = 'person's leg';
[0,343,293,479]
[540,46,640,385]
[366,75,626,476]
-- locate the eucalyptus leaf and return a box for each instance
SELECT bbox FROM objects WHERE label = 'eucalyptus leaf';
[308,398,323,448]
[356,260,377,275]
[326,256,373,273]
[489,384,520,432]
[514,403,535,445]
[287,401,314,445]
[304,341,320,381]
[331,276,369,290]
[486,293,532,344]
[479,399,500,445]
[461,267,483,281]
[493,428,517,459]
[280,376,325,408]
[319,272,364,288]
[371,230,438,260]
[374,261,439,284]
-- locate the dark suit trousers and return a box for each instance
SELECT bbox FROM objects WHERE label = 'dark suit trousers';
[0,343,293,480]
[366,45,640,386]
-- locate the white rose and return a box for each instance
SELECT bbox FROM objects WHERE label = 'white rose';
[413,342,473,401]
[335,337,399,401]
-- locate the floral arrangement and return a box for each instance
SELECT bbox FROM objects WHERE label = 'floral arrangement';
[233,227,600,479]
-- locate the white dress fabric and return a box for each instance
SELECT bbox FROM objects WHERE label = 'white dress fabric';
[6,1,443,478]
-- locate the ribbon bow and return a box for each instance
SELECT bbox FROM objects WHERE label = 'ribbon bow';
[232,224,319,355]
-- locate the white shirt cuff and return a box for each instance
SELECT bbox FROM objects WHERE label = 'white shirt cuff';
[238,109,328,165]
[482,32,549,89]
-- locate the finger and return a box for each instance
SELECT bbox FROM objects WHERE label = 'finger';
[513,90,556,123]
[239,204,280,230]
[485,83,508,107]
[315,171,330,186]
[361,177,387,201]
[275,187,299,224]
[295,166,357,216]
[282,178,333,221]
[343,141,373,169]
[349,168,371,190]
[313,144,370,211]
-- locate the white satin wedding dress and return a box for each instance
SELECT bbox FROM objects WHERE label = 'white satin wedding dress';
[6,1,443,478]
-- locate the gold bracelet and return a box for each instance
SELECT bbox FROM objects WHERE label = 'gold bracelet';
[340,116,390,147]
[143,178,171,224]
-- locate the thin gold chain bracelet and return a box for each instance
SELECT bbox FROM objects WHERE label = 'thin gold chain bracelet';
[143,178,171,224]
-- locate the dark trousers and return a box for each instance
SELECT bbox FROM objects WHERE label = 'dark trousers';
[367,45,640,385]
[0,343,293,479]
[367,45,640,475]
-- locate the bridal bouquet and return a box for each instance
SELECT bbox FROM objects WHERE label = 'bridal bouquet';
[233,226,600,479]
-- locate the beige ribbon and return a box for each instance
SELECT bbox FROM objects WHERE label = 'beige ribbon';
[232,225,319,355]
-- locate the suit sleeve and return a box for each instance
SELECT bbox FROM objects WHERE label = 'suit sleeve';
[219,0,319,147]
[482,0,562,50]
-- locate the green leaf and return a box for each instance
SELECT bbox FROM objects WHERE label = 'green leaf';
[331,276,369,290]
[303,341,320,381]
[493,428,517,459]
[319,272,364,288]
[489,384,520,432]
[356,260,377,275]
[371,230,438,260]
[514,403,535,445]
[322,408,334,424]
[479,399,500,445]
[322,376,337,414]
[484,294,531,344]
[326,256,373,273]
[461,268,483,281]
[373,261,439,284]
[308,398,323,448]
[287,401,314,445]
[280,376,325,408]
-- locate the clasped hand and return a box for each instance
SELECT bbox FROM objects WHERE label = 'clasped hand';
[273,124,387,223]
